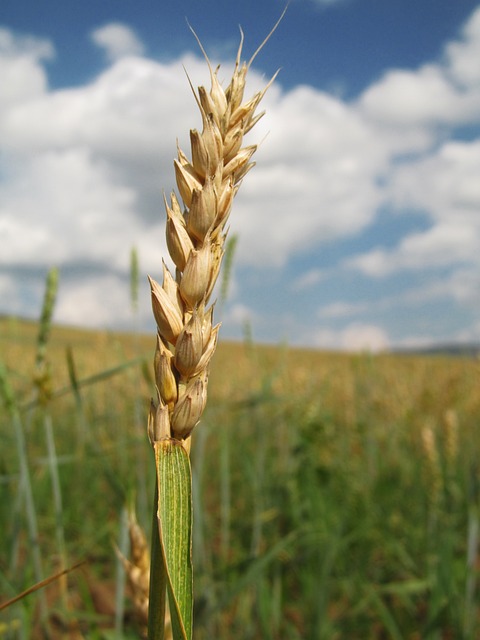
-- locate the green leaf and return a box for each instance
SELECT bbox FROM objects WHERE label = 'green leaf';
[155,439,193,640]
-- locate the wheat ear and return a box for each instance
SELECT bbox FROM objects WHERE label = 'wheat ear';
[147,35,277,447]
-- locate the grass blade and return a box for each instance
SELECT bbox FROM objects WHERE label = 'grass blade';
[0,363,48,623]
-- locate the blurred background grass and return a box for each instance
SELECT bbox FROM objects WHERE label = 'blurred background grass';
[1,314,479,638]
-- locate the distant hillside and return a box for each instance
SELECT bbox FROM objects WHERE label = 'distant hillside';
[3,314,479,358]
[396,343,480,357]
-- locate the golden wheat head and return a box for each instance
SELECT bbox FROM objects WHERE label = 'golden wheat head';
[148,30,278,445]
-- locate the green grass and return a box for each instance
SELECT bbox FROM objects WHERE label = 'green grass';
[0,315,479,638]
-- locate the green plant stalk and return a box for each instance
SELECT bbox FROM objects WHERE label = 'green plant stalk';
[115,505,129,636]
[66,345,88,454]
[220,425,231,566]
[0,364,48,625]
[43,412,68,608]
[35,266,69,610]
[464,504,478,638]
[35,267,58,372]
[33,267,58,412]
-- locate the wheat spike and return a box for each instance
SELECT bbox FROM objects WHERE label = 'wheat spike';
[148,32,276,444]
[114,509,150,631]
[421,423,442,509]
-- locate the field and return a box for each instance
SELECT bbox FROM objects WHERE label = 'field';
[1,315,479,638]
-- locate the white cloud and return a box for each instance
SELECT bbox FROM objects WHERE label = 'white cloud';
[90,23,145,62]
[292,268,325,290]
[445,6,480,86]
[231,85,385,267]
[317,300,366,318]
[223,303,256,329]
[1,55,193,156]
[341,323,389,352]
[0,28,53,108]
[55,272,134,328]
[313,322,390,352]
[0,147,137,268]
[349,222,478,278]
[391,140,480,221]
[357,7,480,130]
[0,27,54,60]
[357,64,480,128]
[348,138,480,277]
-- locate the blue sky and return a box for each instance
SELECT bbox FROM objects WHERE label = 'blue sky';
[1,0,480,350]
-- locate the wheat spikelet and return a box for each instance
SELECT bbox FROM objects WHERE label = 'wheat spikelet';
[442,408,459,470]
[148,31,277,445]
[115,509,174,638]
[115,509,150,631]
[421,423,442,508]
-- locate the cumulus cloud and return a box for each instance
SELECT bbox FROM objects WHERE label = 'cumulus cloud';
[445,6,480,86]
[90,23,145,62]
[0,27,54,64]
[0,148,138,267]
[233,85,385,267]
[358,64,480,128]
[55,272,137,329]
[348,137,480,278]
[391,140,480,224]
[357,7,480,129]
[0,27,53,107]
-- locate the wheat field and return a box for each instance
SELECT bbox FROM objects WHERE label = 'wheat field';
[1,315,479,638]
